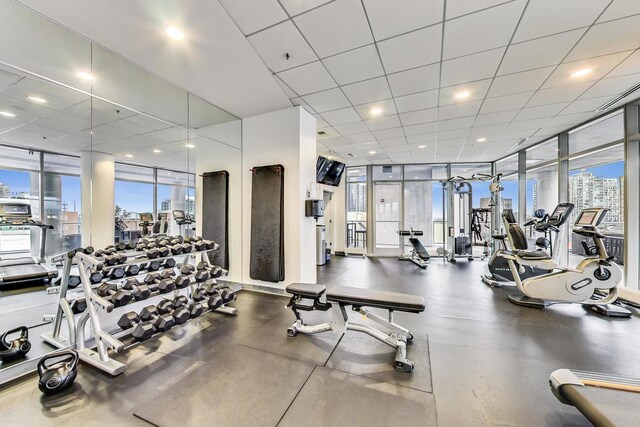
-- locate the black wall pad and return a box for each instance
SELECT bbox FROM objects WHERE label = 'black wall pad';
[202,170,229,269]
[250,164,285,282]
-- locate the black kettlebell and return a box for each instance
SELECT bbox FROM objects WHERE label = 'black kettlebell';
[37,350,79,395]
[0,326,31,362]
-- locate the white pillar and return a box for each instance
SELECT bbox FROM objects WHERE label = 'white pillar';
[170,186,186,235]
[81,151,115,248]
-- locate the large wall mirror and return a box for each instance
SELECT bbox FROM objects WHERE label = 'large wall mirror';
[0,1,241,383]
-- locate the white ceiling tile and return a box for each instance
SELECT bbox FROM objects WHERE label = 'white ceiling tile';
[488,66,554,97]
[279,0,332,16]
[446,0,514,19]
[543,51,631,88]
[247,20,318,72]
[399,108,438,126]
[302,88,350,112]
[316,127,341,139]
[480,91,533,114]
[544,112,596,128]
[513,0,609,43]
[474,109,518,126]
[291,97,316,113]
[439,79,492,105]
[387,63,440,97]
[333,121,371,136]
[443,1,525,59]
[608,50,640,78]
[293,0,373,58]
[354,99,397,120]
[364,114,401,130]
[438,100,482,120]
[437,116,475,131]
[565,14,640,61]
[321,107,361,126]
[321,136,348,147]
[276,61,336,95]
[363,0,444,40]
[394,90,439,113]
[440,47,505,86]
[505,118,550,131]
[513,102,568,121]
[526,82,593,107]
[377,25,442,73]
[313,114,330,129]
[373,127,405,139]
[577,73,640,99]
[274,76,298,98]
[219,0,287,35]
[353,141,382,150]
[597,0,640,23]
[406,133,438,145]
[384,143,413,153]
[498,29,585,75]
[559,96,613,115]
[341,77,392,105]
[344,131,376,143]
[437,128,470,141]
[403,122,439,136]
[379,137,408,147]
[322,44,384,85]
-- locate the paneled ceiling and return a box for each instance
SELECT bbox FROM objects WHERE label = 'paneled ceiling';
[221,0,640,165]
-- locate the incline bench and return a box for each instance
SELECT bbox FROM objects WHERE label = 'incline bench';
[285,283,426,372]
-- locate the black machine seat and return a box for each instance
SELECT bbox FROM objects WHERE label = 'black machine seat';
[326,286,426,313]
[515,250,552,260]
[409,238,430,260]
[286,283,326,298]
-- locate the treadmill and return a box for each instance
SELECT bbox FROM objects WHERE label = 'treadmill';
[550,369,640,426]
[0,201,58,285]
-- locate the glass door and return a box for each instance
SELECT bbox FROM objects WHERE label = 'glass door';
[345,166,367,254]
[374,182,401,255]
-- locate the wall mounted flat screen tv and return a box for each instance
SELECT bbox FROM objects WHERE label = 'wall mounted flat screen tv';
[316,156,346,187]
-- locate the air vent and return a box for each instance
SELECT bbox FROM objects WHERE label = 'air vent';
[347,153,355,157]
[595,82,640,112]
[317,130,326,135]
[506,137,529,153]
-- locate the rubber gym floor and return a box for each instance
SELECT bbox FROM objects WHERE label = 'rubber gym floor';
[0,256,638,426]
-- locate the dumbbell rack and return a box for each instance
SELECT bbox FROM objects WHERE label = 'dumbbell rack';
[41,247,237,375]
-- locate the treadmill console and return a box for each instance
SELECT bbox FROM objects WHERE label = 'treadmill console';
[0,202,32,219]
[547,202,575,226]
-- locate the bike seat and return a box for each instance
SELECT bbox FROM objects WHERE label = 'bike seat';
[515,250,552,260]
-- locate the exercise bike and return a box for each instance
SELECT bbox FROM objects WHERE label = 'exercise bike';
[398,228,430,269]
[497,207,630,317]
[482,204,574,287]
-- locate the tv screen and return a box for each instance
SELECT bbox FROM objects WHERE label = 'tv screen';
[316,156,346,187]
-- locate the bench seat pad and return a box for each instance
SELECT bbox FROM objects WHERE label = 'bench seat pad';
[286,283,326,298]
[326,286,426,313]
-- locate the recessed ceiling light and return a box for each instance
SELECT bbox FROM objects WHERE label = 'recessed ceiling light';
[571,68,592,78]
[455,91,470,100]
[125,154,133,158]
[476,137,487,142]
[77,71,95,81]
[0,111,16,118]
[369,150,376,154]
[184,143,195,148]
[418,145,426,148]
[165,26,185,40]
[153,149,162,153]
[28,95,47,103]
[370,107,383,116]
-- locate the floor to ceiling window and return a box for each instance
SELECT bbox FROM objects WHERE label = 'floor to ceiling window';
[115,163,154,241]
[345,166,367,252]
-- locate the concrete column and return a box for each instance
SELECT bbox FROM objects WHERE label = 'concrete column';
[534,170,559,211]
[81,151,115,248]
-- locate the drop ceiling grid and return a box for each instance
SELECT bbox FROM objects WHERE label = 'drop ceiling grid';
[220,0,640,164]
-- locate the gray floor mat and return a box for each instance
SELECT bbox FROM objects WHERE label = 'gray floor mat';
[278,366,437,427]
[133,344,315,427]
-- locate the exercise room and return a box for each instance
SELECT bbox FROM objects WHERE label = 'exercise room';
[0,1,639,426]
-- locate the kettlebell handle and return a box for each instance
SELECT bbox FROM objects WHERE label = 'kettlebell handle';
[37,350,79,376]
[1,326,28,347]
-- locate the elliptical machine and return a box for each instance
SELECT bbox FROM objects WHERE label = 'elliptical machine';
[482,203,574,287]
[496,207,630,317]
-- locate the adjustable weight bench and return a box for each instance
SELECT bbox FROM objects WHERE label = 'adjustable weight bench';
[398,229,430,269]
[285,283,426,372]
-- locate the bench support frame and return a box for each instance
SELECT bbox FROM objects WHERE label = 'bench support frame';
[286,294,415,372]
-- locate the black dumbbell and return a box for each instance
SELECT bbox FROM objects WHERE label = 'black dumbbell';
[181,243,193,253]
[102,254,118,266]
[192,286,222,309]
[70,298,87,314]
[172,235,184,244]
[219,288,236,304]
[157,247,170,257]
[194,270,209,283]
[209,266,227,279]
[157,299,190,325]
[122,277,152,301]
[155,278,176,294]
[143,272,160,286]
[114,242,127,252]
[163,258,176,269]
[207,292,223,310]
[146,248,160,259]
[103,266,125,280]
[174,295,204,318]
[174,275,191,289]
[194,240,207,251]
[73,246,94,255]
[124,264,140,276]
[118,312,155,341]
[115,253,127,264]
[141,260,161,272]
[170,245,183,255]
[89,270,104,284]
[159,269,175,280]
[180,264,196,275]
[136,243,147,252]
[196,261,209,271]
[139,305,174,332]
[52,275,81,288]
[96,283,133,307]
